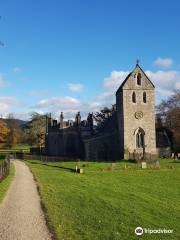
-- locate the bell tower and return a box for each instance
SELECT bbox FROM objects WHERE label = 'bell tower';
[116,63,157,160]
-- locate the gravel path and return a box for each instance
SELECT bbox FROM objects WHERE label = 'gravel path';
[0,160,52,240]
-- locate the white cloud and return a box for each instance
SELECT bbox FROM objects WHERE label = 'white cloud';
[155,88,174,97]
[34,96,81,110]
[14,66,180,120]
[13,67,22,73]
[32,94,111,120]
[68,83,84,92]
[0,97,19,116]
[103,71,129,91]
[32,96,82,119]
[175,82,180,90]
[154,57,173,68]
[101,69,180,103]
[31,68,180,120]
[146,70,180,96]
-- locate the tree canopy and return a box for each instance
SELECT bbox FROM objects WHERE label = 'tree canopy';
[24,112,47,147]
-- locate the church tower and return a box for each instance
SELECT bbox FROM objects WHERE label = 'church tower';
[116,62,157,160]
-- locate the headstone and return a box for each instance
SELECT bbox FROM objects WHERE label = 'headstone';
[111,163,116,170]
[155,160,160,168]
[141,162,147,169]
[78,168,84,174]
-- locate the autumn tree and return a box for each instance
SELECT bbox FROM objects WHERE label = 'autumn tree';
[5,114,21,148]
[0,119,10,144]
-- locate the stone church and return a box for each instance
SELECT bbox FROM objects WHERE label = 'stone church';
[45,63,169,161]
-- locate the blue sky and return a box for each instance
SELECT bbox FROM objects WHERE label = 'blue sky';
[0,0,180,119]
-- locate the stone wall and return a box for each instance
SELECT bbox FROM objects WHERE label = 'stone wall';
[84,131,120,161]
[46,128,84,158]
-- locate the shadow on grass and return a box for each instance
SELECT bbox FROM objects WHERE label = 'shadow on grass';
[28,161,76,173]
[171,160,180,164]
[118,159,137,164]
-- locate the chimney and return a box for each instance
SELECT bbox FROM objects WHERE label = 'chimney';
[75,112,81,126]
[60,112,64,129]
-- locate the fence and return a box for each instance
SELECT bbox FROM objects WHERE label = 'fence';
[16,152,79,162]
[0,155,10,182]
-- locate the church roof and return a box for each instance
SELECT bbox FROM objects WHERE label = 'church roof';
[116,63,155,94]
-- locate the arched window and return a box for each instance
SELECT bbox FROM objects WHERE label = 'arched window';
[137,73,141,85]
[132,92,136,103]
[136,128,145,148]
[143,92,147,103]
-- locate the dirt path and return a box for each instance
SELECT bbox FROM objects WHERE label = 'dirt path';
[0,160,52,240]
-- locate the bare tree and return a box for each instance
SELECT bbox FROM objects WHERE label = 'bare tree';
[156,90,180,151]
[94,107,113,126]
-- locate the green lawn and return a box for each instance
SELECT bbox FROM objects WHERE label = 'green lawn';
[0,144,30,153]
[25,159,180,240]
[0,163,15,202]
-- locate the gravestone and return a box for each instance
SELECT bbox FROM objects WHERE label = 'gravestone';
[141,162,147,169]
[78,168,84,174]
[111,163,116,170]
[155,160,160,168]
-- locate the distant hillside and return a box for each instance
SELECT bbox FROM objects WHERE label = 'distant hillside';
[0,118,28,128]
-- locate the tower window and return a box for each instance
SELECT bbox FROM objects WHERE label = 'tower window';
[132,92,136,103]
[137,73,141,85]
[136,128,145,148]
[143,92,147,103]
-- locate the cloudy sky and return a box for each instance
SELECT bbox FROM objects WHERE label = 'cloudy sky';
[0,0,180,120]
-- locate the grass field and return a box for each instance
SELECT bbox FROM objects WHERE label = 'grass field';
[0,144,30,153]
[0,163,15,202]
[26,159,180,240]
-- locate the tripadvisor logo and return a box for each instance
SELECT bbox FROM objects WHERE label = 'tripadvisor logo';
[135,227,143,236]
[135,226,173,236]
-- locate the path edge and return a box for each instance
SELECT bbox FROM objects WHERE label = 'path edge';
[0,162,15,205]
[23,161,57,240]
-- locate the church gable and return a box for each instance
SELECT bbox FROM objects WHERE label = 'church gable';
[116,64,155,94]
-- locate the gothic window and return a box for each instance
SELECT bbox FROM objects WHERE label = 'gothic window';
[137,73,141,85]
[132,92,136,103]
[143,92,147,103]
[136,128,145,148]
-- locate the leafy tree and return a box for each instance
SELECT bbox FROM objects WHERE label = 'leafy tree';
[24,112,47,147]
